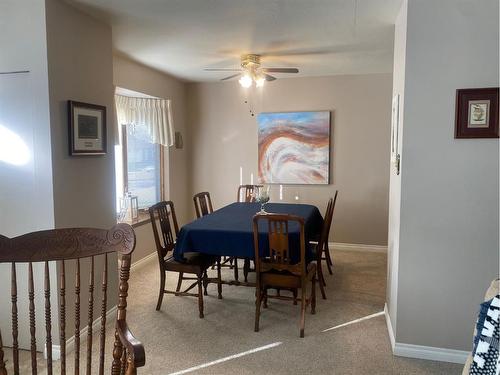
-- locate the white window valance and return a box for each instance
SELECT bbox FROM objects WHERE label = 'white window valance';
[115,94,174,147]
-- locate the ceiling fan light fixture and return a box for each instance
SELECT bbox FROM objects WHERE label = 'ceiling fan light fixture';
[239,73,252,88]
[255,74,265,88]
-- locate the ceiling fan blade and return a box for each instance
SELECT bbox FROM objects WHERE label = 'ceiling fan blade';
[221,73,241,81]
[262,68,299,73]
[204,68,242,71]
[264,74,277,81]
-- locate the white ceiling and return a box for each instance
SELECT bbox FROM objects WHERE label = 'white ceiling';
[66,0,401,82]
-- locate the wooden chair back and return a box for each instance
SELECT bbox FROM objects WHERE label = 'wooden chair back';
[252,214,306,277]
[237,185,263,203]
[149,201,179,266]
[0,224,145,375]
[193,192,214,218]
[316,191,338,258]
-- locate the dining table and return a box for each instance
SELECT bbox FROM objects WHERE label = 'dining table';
[174,201,324,286]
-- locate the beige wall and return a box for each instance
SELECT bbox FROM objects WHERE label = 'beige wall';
[386,0,407,336]
[390,0,499,352]
[187,74,392,245]
[113,55,189,262]
[46,0,118,341]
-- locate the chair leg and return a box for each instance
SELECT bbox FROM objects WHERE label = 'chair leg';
[263,288,268,308]
[197,274,204,318]
[317,264,327,300]
[243,258,250,282]
[156,271,165,311]
[217,259,222,299]
[300,285,306,338]
[233,257,239,281]
[311,274,317,315]
[175,272,183,295]
[203,270,209,296]
[324,243,333,275]
[293,288,298,305]
[254,288,262,332]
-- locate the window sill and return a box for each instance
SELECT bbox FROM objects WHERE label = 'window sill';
[118,211,151,228]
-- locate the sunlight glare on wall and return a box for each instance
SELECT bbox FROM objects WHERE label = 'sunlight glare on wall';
[0,124,30,166]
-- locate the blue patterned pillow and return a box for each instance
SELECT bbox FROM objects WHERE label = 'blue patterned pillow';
[469,295,499,374]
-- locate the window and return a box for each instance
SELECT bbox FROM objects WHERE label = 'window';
[123,124,162,209]
[115,125,164,222]
[114,89,174,224]
[116,123,164,223]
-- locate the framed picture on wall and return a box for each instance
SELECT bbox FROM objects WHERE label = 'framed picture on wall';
[455,88,499,138]
[257,111,331,184]
[68,100,107,155]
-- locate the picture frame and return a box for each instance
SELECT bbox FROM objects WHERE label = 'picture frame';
[68,100,107,155]
[455,88,499,139]
[257,111,331,185]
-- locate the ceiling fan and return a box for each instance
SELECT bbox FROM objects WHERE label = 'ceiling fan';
[204,54,299,87]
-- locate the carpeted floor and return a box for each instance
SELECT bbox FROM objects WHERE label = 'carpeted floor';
[5,250,463,374]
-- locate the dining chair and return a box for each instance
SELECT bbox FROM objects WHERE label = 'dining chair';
[253,214,317,338]
[0,224,145,375]
[149,200,221,319]
[193,191,214,218]
[237,184,262,203]
[319,191,338,276]
[193,192,236,276]
[237,184,263,282]
[325,190,339,275]
[313,196,335,299]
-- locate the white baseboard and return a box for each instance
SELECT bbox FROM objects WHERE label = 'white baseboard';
[394,342,469,364]
[330,242,387,253]
[384,303,468,364]
[130,251,157,271]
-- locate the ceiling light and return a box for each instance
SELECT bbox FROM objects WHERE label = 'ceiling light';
[239,74,252,88]
[255,75,265,88]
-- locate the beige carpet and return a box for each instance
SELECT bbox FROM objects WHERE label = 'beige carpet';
[4,250,463,374]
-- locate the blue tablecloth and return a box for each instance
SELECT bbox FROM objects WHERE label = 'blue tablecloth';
[174,202,323,263]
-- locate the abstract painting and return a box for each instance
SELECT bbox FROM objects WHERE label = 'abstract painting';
[257,111,330,184]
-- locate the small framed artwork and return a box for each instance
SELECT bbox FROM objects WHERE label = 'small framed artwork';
[455,88,499,138]
[68,100,107,155]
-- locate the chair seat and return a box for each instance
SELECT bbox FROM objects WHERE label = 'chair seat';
[260,262,317,288]
[164,252,217,273]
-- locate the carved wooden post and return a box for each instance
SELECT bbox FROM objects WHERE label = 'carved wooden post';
[86,256,95,375]
[44,261,53,375]
[117,254,131,321]
[75,258,81,374]
[28,262,37,374]
[11,262,19,374]
[0,330,7,375]
[99,253,108,375]
[125,355,137,375]
[59,260,66,375]
[120,349,127,375]
[111,329,123,375]
[113,252,132,374]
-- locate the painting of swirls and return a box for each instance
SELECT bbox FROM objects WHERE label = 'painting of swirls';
[257,111,330,184]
